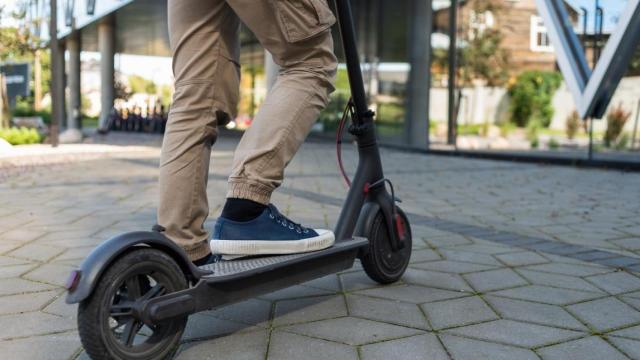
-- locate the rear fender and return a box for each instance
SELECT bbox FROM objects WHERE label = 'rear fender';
[65,231,211,304]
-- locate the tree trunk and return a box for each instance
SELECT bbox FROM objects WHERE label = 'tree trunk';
[34,49,42,111]
[0,74,10,128]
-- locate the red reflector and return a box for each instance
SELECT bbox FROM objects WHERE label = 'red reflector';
[65,270,81,290]
[395,214,405,240]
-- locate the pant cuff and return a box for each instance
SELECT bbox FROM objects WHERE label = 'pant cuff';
[227,181,272,205]
[184,240,211,261]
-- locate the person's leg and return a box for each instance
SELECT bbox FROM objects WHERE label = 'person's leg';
[225,0,338,206]
[158,0,241,262]
[210,0,338,256]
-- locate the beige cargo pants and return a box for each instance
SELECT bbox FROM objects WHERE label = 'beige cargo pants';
[158,0,338,260]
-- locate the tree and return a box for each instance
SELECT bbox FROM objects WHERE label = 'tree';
[459,0,509,86]
[128,74,157,94]
[0,3,49,110]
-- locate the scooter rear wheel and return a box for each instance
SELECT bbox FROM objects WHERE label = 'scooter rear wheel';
[78,248,188,360]
[360,207,412,284]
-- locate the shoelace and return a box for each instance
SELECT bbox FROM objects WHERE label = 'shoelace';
[267,204,310,234]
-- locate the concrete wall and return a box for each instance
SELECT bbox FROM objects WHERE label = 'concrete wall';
[429,76,640,133]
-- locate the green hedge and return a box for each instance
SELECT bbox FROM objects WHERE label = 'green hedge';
[0,127,42,145]
[12,97,52,124]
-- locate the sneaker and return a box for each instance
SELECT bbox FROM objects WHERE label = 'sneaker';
[210,204,335,256]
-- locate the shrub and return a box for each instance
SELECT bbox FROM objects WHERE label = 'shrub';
[0,127,42,145]
[530,137,539,148]
[615,133,630,150]
[11,96,51,124]
[548,138,559,149]
[508,71,562,128]
[604,104,631,147]
[499,122,515,137]
[457,124,483,136]
[565,110,581,140]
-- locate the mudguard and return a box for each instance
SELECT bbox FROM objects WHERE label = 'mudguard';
[65,231,211,304]
[354,201,380,256]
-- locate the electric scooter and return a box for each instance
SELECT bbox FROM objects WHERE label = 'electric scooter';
[66,1,412,358]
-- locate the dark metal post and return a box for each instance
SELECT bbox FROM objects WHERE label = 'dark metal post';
[579,7,588,54]
[593,1,603,65]
[49,0,63,147]
[405,0,432,149]
[632,100,640,150]
[588,117,594,161]
[447,0,458,145]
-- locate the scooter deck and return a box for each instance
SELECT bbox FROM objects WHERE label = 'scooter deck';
[199,237,368,282]
[144,238,368,322]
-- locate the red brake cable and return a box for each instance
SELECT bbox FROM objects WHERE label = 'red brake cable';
[336,98,355,187]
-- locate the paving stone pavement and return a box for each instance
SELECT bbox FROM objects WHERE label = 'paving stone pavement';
[1,132,640,359]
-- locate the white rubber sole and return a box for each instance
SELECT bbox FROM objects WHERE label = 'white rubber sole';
[210,229,335,256]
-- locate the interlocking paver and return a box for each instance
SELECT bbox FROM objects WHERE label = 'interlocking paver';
[258,285,333,301]
[301,274,341,291]
[7,243,65,262]
[537,336,627,360]
[567,297,640,332]
[0,277,55,296]
[463,268,528,292]
[610,237,640,251]
[421,295,498,330]
[42,292,76,318]
[485,295,586,331]
[439,248,503,266]
[176,329,268,359]
[516,269,604,293]
[0,331,81,360]
[402,268,473,292]
[0,290,59,315]
[440,334,540,360]
[609,324,640,340]
[273,295,347,326]
[408,248,442,263]
[268,331,357,360]
[346,294,429,329]
[22,262,75,287]
[208,298,272,327]
[607,336,640,359]
[0,263,37,278]
[2,133,640,358]
[281,317,423,346]
[522,263,611,277]
[586,271,640,295]
[360,334,449,360]
[495,251,549,266]
[445,319,585,348]
[0,311,76,340]
[0,255,32,266]
[356,284,465,304]
[621,295,640,311]
[491,285,604,306]
[339,270,384,292]
[411,260,497,274]
[182,313,260,341]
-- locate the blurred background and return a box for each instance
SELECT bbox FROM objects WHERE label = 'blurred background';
[0,0,638,164]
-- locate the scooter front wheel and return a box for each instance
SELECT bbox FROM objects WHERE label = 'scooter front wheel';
[360,207,412,284]
[78,248,188,360]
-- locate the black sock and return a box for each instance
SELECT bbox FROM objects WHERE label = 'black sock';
[193,253,214,266]
[220,198,267,222]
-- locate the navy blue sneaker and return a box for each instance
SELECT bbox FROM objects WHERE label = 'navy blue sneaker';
[210,204,335,256]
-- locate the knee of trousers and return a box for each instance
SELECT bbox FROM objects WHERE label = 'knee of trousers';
[280,59,338,104]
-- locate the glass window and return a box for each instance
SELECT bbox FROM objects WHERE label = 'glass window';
[530,15,553,52]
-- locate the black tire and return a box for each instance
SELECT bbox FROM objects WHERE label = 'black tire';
[78,248,188,360]
[360,207,412,284]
